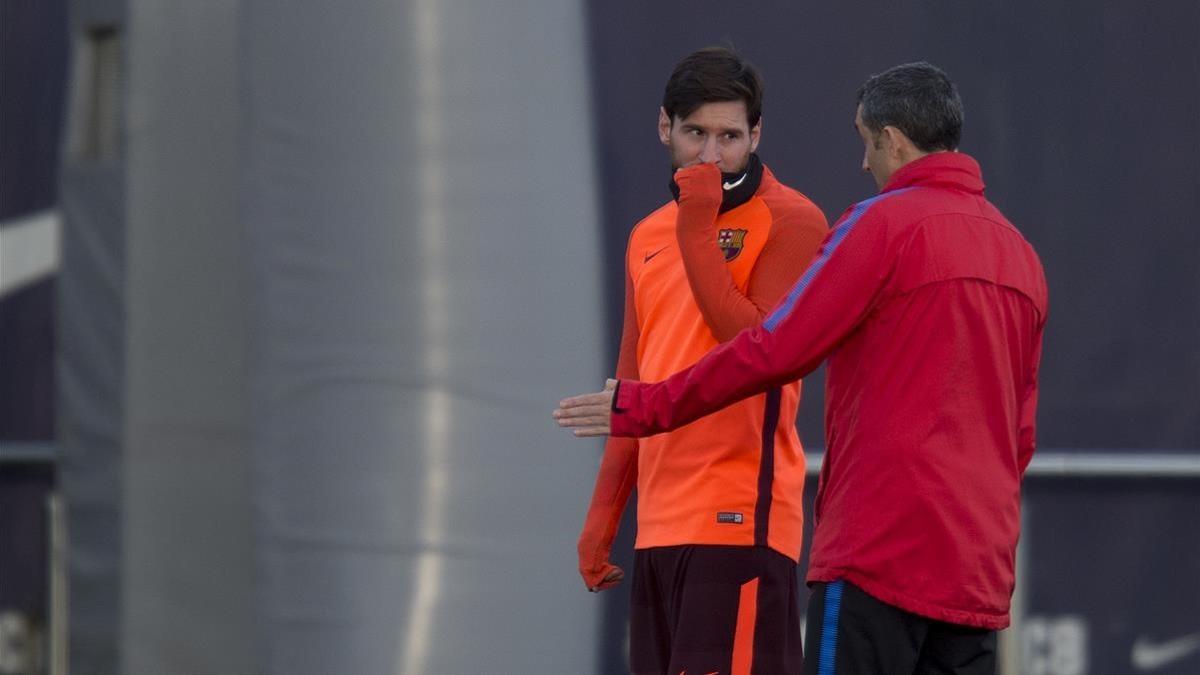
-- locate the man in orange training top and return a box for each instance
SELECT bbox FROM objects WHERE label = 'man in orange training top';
[575,46,828,674]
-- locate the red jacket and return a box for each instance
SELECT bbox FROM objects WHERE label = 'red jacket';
[611,152,1047,629]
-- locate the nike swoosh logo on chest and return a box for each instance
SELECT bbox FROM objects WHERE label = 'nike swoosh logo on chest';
[643,246,669,263]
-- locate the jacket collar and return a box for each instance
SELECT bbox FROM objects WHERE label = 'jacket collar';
[882,151,985,195]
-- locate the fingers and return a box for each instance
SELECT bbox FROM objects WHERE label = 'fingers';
[674,162,720,179]
[557,391,612,409]
[674,163,722,188]
[554,382,616,437]
[594,569,624,591]
[673,163,723,210]
[553,404,610,436]
[556,413,610,428]
[553,404,611,435]
[587,566,625,592]
[553,400,609,421]
[571,426,610,438]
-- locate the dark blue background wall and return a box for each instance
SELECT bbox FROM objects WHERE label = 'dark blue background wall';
[586,0,1199,450]
[0,0,68,652]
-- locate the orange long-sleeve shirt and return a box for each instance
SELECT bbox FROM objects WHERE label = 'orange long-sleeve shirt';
[579,160,827,574]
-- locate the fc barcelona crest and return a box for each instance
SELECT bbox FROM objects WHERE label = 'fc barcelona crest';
[717,228,748,262]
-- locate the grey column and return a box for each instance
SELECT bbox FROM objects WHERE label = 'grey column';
[241,1,606,673]
[120,1,254,673]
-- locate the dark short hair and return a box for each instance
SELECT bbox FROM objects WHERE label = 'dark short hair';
[662,46,764,127]
[857,62,962,152]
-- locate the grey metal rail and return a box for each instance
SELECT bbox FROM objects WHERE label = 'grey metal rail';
[803,450,1200,477]
[6,443,1200,476]
[0,442,58,464]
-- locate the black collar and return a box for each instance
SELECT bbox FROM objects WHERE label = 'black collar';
[669,154,764,213]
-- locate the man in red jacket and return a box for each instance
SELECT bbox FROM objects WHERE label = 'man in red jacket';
[556,62,1047,675]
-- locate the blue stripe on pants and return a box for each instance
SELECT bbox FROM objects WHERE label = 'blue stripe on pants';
[817,580,845,675]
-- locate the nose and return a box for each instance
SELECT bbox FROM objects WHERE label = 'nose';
[861,152,870,173]
[699,136,721,164]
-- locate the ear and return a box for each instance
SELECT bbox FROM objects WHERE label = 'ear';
[749,117,762,153]
[881,126,908,160]
[658,107,672,146]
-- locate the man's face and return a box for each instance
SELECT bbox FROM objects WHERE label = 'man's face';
[658,100,761,173]
[855,104,892,190]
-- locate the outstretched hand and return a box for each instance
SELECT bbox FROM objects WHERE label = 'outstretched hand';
[553,379,617,437]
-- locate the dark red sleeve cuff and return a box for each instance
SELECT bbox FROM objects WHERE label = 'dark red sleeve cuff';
[610,379,641,437]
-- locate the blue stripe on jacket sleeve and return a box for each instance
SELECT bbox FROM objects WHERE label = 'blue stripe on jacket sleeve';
[762,189,910,333]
